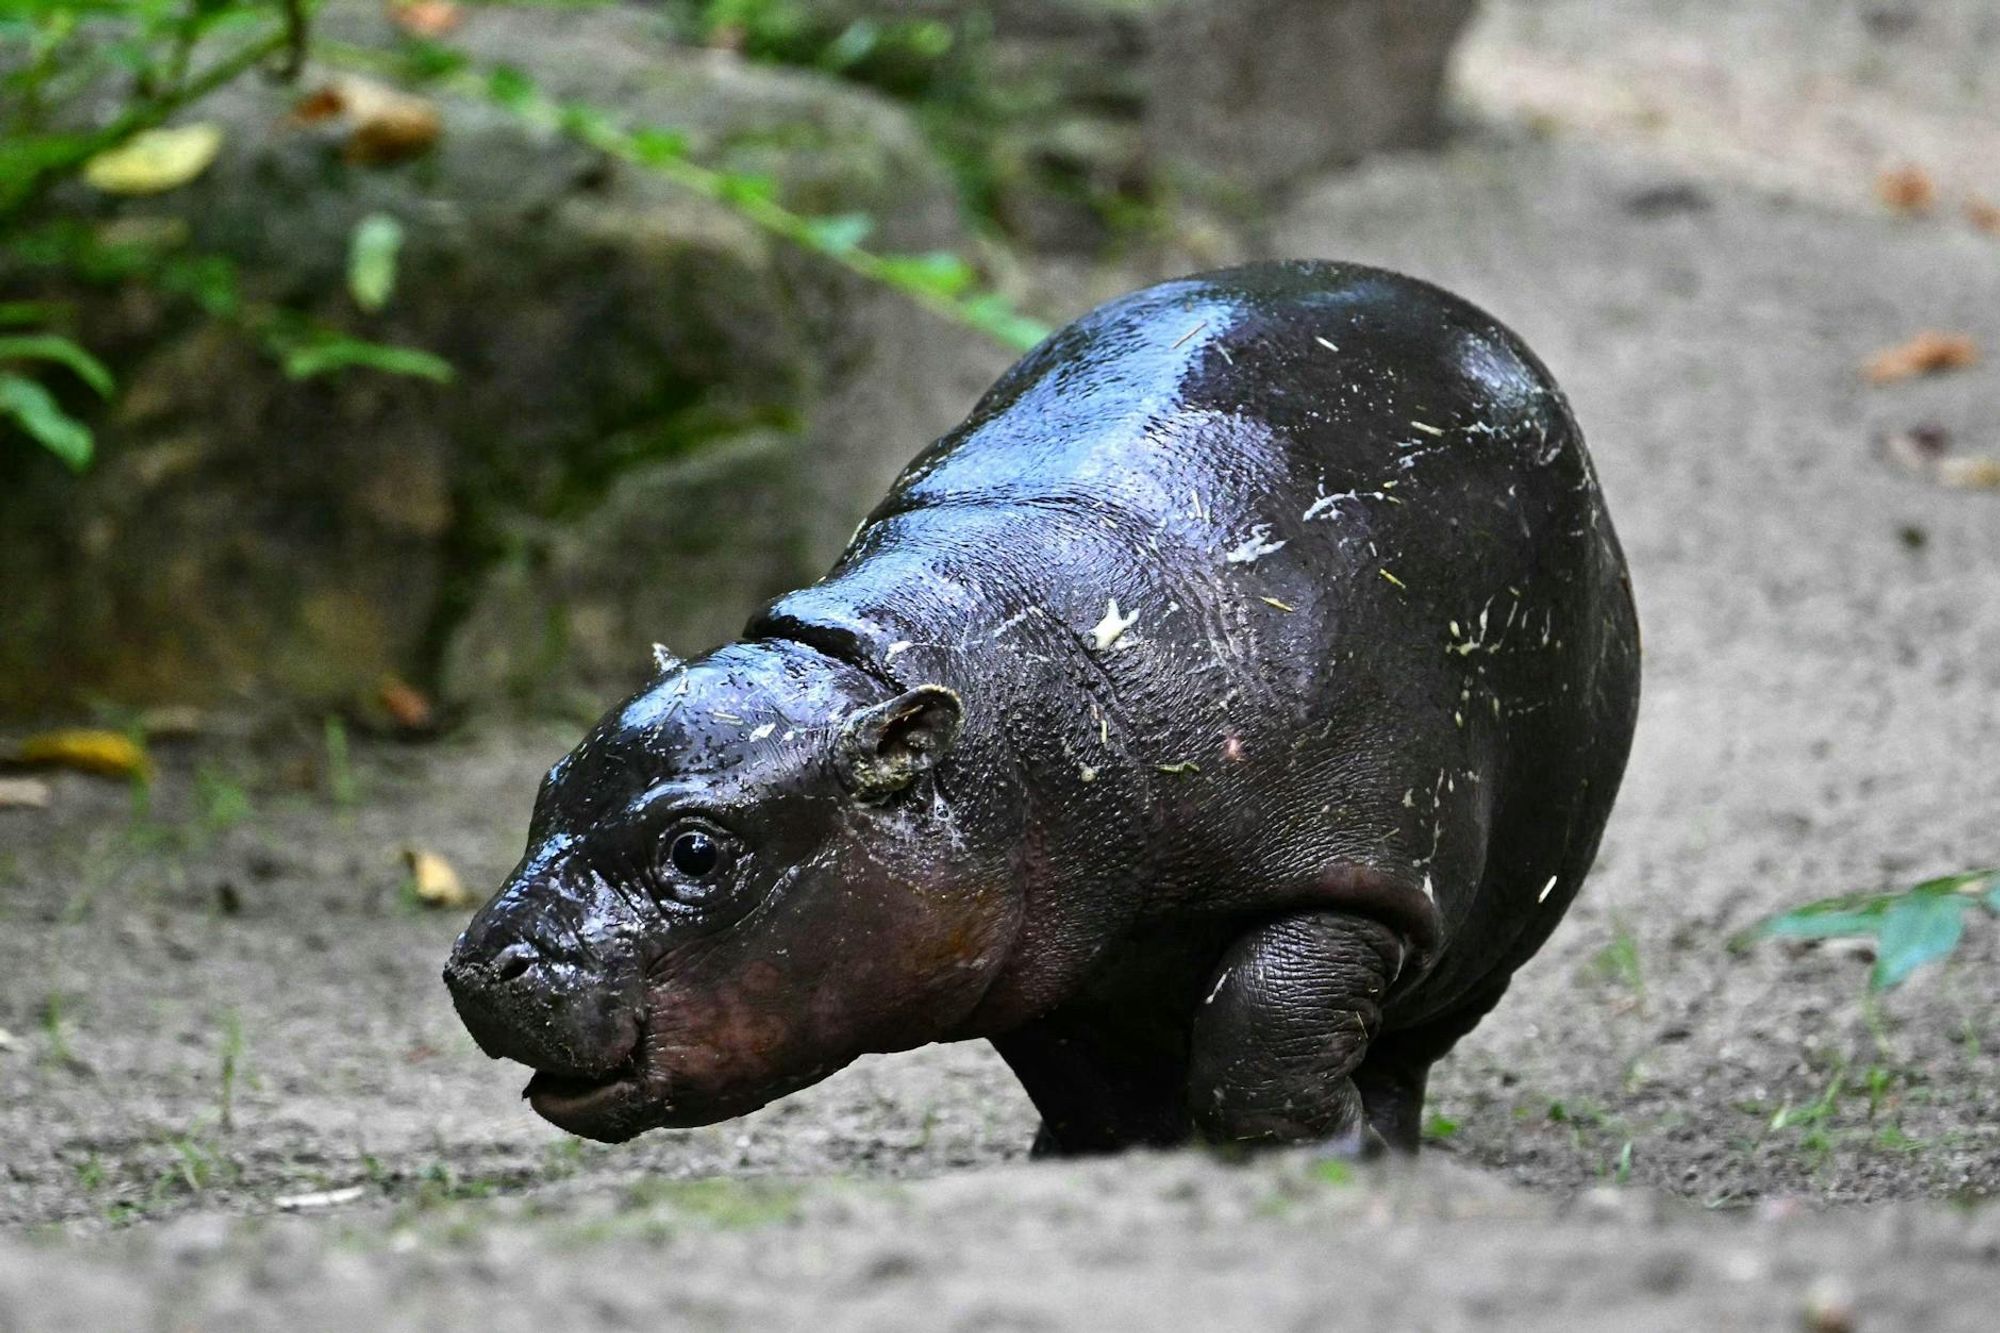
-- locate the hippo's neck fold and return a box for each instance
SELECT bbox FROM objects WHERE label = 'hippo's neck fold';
[749,549,1167,1032]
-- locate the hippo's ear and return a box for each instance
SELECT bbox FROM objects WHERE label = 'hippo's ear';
[836,684,963,802]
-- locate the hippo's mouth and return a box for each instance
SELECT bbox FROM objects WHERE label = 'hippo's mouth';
[524,1054,653,1142]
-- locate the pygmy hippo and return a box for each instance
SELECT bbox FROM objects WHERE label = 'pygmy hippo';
[444,260,1641,1155]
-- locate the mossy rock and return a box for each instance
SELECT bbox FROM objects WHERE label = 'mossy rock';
[0,1,1009,718]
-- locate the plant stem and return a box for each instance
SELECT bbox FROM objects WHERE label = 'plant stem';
[318,41,1048,352]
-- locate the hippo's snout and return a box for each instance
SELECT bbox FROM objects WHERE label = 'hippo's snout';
[443,884,645,1082]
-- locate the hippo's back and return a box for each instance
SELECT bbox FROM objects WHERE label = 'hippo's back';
[870,261,1576,537]
[763,261,1639,1031]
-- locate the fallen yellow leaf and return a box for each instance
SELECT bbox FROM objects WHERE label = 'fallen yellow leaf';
[83,124,223,195]
[403,847,475,909]
[11,729,152,781]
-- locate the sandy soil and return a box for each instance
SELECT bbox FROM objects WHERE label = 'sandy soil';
[6,3,2000,1327]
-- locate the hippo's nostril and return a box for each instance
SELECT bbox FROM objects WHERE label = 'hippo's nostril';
[493,941,539,983]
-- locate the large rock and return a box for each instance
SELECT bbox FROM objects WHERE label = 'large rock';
[0,2,1009,717]
[1144,0,1477,194]
[770,0,1477,245]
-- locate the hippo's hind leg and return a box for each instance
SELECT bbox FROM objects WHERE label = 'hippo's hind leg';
[1187,911,1406,1151]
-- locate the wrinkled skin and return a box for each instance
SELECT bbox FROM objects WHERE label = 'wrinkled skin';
[445,261,1641,1153]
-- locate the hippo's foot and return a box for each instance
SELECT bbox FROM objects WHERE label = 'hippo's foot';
[1186,910,1408,1148]
[1351,1055,1429,1154]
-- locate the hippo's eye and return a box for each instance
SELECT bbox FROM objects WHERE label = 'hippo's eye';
[668,830,721,880]
[649,819,739,906]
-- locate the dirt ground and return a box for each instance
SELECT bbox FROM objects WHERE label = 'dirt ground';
[6,3,2000,1328]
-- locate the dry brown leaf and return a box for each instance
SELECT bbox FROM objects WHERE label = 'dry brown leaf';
[11,729,153,781]
[290,78,441,165]
[404,847,475,909]
[291,86,349,124]
[345,92,442,166]
[1864,331,1978,384]
[0,778,51,809]
[1966,195,2000,235]
[389,1,463,37]
[378,675,436,732]
[1876,165,1937,215]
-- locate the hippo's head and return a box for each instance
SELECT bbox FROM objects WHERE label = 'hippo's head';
[443,639,1022,1141]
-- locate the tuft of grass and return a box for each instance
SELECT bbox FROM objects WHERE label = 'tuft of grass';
[412,1162,498,1208]
[217,1010,245,1133]
[1421,1111,1460,1142]
[1587,915,1645,1002]
[94,1130,244,1225]
[194,763,253,837]
[323,715,358,807]
[1310,1158,1354,1187]
[39,991,76,1068]
[1745,1052,1926,1169]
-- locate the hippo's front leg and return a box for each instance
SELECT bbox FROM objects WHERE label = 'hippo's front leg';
[1187,911,1407,1151]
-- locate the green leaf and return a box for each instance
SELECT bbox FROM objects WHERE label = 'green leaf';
[1904,868,1999,898]
[392,38,470,83]
[156,252,240,318]
[717,172,778,206]
[1985,880,2000,915]
[628,128,688,166]
[877,251,974,298]
[1757,907,1892,941]
[958,293,1050,352]
[0,372,93,470]
[819,19,880,72]
[557,102,617,145]
[800,212,873,255]
[901,19,954,59]
[0,333,114,396]
[346,213,403,313]
[486,65,537,112]
[1871,892,1967,990]
[277,332,453,384]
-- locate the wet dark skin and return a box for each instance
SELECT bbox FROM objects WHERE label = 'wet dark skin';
[445,261,1641,1155]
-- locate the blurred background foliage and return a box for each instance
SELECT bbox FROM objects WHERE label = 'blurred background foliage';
[0,0,1467,721]
[0,0,1053,472]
